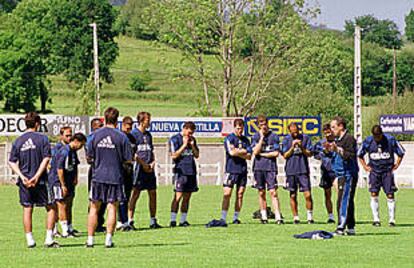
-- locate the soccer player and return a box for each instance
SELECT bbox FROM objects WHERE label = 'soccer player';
[220,119,252,224]
[50,126,72,237]
[282,122,314,224]
[329,117,359,235]
[85,118,106,233]
[116,116,137,231]
[49,133,86,237]
[358,125,405,227]
[86,107,133,248]
[8,112,58,248]
[313,123,336,224]
[251,115,283,224]
[128,112,162,229]
[169,122,199,227]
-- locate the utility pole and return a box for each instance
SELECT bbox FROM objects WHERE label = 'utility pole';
[354,26,363,146]
[90,22,100,116]
[392,48,397,113]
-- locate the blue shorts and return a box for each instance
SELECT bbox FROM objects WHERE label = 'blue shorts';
[133,168,157,191]
[319,171,336,189]
[173,174,198,193]
[89,181,126,203]
[286,174,311,192]
[369,171,397,195]
[223,173,247,188]
[51,185,75,202]
[253,171,277,191]
[18,181,53,207]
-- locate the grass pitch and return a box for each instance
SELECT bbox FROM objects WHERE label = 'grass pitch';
[0,185,413,268]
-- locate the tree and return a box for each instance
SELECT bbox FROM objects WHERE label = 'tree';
[345,15,402,49]
[0,31,47,112]
[150,0,315,117]
[0,0,21,13]
[405,10,414,42]
[118,0,157,39]
[0,0,119,113]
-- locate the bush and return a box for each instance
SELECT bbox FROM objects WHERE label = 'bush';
[129,71,152,92]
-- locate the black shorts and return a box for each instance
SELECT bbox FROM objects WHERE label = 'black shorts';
[173,174,198,193]
[369,171,397,195]
[18,181,53,207]
[51,185,75,202]
[133,168,157,191]
[319,171,336,189]
[223,173,247,188]
[285,174,311,192]
[89,181,126,203]
[253,171,277,191]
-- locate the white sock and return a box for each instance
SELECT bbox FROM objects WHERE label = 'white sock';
[221,210,228,221]
[87,235,94,245]
[274,211,281,221]
[260,209,267,220]
[307,210,313,221]
[328,213,334,220]
[128,218,134,224]
[105,233,113,246]
[233,211,240,221]
[387,199,396,223]
[26,232,35,246]
[150,217,156,225]
[53,223,58,235]
[60,221,69,236]
[171,212,177,222]
[67,223,73,232]
[45,229,54,244]
[180,213,188,224]
[371,197,380,222]
[294,215,300,221]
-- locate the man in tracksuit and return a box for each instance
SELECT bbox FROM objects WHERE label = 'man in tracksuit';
[329,117,359,236]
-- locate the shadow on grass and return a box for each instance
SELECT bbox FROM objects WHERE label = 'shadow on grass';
[355,232,400,237]
[121,242,191,248]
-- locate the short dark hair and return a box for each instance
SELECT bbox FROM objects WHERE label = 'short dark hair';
[137,111,151,124]
[233,119,244,127]
[183,121,196,131]
[323,123,331,131]
[332,116,346,129]
[256,115,267,124]
[104,107,119,125]
[91,118,103,129]
[71,132,87,143]
[60,126,72,135]
[371,125,383,136]
[288,122,298,130]
[25,112,41,129]
[122,116,133,125]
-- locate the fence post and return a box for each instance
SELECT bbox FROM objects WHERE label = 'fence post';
[216,161,221,186]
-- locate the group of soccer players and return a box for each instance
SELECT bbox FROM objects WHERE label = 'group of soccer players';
[8,108,405,248]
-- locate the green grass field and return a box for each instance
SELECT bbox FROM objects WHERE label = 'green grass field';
[0,185,413,267]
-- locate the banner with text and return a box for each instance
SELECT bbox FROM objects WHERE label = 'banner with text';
[244,116,322,137]
[380,114,414,134]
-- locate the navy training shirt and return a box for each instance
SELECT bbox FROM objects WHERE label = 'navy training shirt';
[49,144,80,188]
[358,134,405,173]
[224,133,252,174]
[131,128,153,165]
[251,131,280,172]
[87,127,133,185]
[9,131,51,184]
[281,134,312,176]
[169,133,198,176]
[313,138,334,174]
